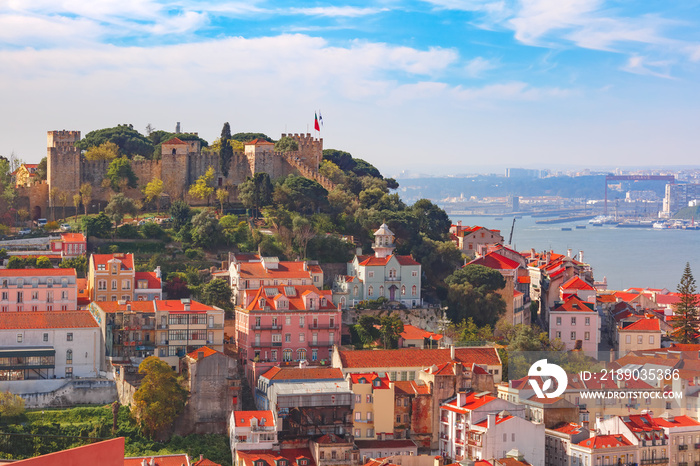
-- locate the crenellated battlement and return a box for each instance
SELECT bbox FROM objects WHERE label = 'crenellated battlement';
[47,130,81,150]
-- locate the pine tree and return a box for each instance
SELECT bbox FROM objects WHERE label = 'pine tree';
[672,262,699,344]
[220,122,233,177]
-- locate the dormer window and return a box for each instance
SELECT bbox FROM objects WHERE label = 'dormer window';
[97,264,105,271]
[254,460,267,466]
[299,460,308,466]
[373,379,381,387]
[276,460,288,466]
[259,299,266,308]
[111,264,118,274]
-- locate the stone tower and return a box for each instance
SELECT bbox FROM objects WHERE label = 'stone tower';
[47,130,81,205]
[160,137,193,200]
[281,133,323,170]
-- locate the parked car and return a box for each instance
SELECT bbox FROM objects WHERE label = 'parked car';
[60,224,71,231]
[18,228,32,235]
[37,218,47,227]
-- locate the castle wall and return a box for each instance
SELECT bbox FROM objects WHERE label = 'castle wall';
[47,131,81,204]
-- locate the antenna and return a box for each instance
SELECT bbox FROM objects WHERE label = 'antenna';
[508,218,516,245]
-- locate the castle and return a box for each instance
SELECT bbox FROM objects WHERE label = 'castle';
[44,130,334,211]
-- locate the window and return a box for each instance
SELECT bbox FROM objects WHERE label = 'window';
[585,332,590,340]
[571,317,576,325]
[111,280,117,290]
[366,394,372,403]
[46,291,53,303]
[43,333,48,342]
[299,333,305,342]
[299,316,305,327]
[16,334,22,343]
[367,429,373,437]
[355,412,361,420]
[570,331,576,340]
[31,291,39,300]
[411,285,417,296]
[312,348,318,361]
[67,332,73,341]
[17,291,23,303]
[98,280,107,291]
[556,317,561,326]
[355,429,361,438]
[286,316,291,325]
[356,395,362,404]
[271,350,277,361]
[585,317,590,326]
[297,348,306,360]
[1,292,6,300]
[396,415,401,423]
[626,335,631,344]
[122,279,131,290]
[285,333,291,343]
[638,336,643,344]
[367,412,372,421]
[650,335,655,344]
[255,317,261,328]
[283,349,292,362]
[65,367,73,378]
[396,398,401,407]
[66,349,73,364]
[401,286,406,295]
[412,271,418,277]
[368,286,373,296]
[368,271,374,278]
[555,331,561,339]
[272,334,282,343]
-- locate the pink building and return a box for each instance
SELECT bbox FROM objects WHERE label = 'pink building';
[548,295,600,357]
[0,268,78,312]
[50,233,87,259]
[235,284,341,386]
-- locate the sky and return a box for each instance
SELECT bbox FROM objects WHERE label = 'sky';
[1,0,700,177]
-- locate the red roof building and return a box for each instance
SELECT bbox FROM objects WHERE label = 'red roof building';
[0,268,78,312]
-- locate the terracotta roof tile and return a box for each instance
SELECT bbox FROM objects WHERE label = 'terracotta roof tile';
[93,301,156,313]
[237,449,314,466]
[350,373,391,389]
[0,268,76,277]
[400,325,443,341]
[162,137,187,145]
[135,271,162,289]
[192,459,222,466]
[60,233,86,242]
[469,252,520,270]
[155,299,218,313]
[260,366,344,381]
[124,455,190,466]
[243,285,335,312]
[187,346,221,360]
[233,410,275,428]
[551,422,586,435]
[551,295,595,313]
[577,434,633,449]
[561,276,595,291]
[620,316,662,332]
[92,253,134,271]
[0,310,97,329]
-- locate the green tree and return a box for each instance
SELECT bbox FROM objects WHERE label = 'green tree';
[35,157,47,181]
[105,193,138,231]
[72,193,81,220]
[0,158,16,212]
[238,173,273,219]
[59,255,88,277]
[79,183,93,216]
[143,177,164,213]
[188,166,215,205]
[132,357,188,439]
[411,199,451,240]
[672,262,699,344]
[105,157,138,192]
[354,315,380,347]
[292,216,315,259]
[379,314,404,349]
[76,124,154,159]
[274,136,299,153]
[7,257,26,269]
[453,317,493,345]
[36,256,52,269]
[216,188,228,213]
[82,212,112,238]
[170,200,192,231]
[191,209,223,248]
[58,191,69,221]
[0,249,7,261]
[84,141,120,160]
[231,132,272,143]
[445,264,506,327]
[273,175,328,214]
[200,278,233,310]
[219,122,233,177]
[0,390,25,418]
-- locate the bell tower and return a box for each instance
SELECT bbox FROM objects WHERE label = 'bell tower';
[372,223,396,258]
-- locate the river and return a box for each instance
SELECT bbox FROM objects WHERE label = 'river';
[450,214,699,291]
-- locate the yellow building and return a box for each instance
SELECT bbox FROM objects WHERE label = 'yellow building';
[348,372,395,440]
[88,253,135,302]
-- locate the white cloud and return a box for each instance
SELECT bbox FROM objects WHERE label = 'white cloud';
[286,6,389,18]
[621,55,675,79]
[463,56,498,77]
[452,81,571,100]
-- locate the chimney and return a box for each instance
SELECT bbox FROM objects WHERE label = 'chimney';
[567,248,572,258]
[487,412,496,429]
[450,345,455,360]
[176,122,181,133]
[126,304,131,312]
[200,455,204,461]
[579,251,584,263]
[457,220,462,227]
[155,266,162,279]
[303,261,308,271]
[530,248,536,259]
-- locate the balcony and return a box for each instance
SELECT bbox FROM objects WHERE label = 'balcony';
[254,325,283,331]
[695,443,700,449]
[208,323,223,329]
[251,342,272,348]
[679,445,689,451]
[384,277,401,282]
[640,458,669,465]
[157,324,167,330]
[308,324,339,330]
[309,341,334,347]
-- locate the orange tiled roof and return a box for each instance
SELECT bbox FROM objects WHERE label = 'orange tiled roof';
[0,310,97,329]
[92,253,134,271]
[442,391,497,413]
[551,422,586,435]
[473,415,513,428]
[246,138,274,145]
[469,252,520,270]
[400,324,443,341]
[187,346,220,361]
[135,271,162,289]
[93,301,156,313]
[243,285,335,312]
[338,347,500,369]
[561,276,595,291]
[236,449,314,466]
[60,232,86,242]
[652,415,700,428]
[577,435,632,449]
[155,299,218,313]
[0,268,76,277]
[238,261,316,280]
[620,316,661,332]
[356,254,420,267]
[233,410,275,427]
[124,454,189,466]
[260,366,343,381]
[162,137,187,145]
[192,459,222,466]
[350,372,391,389]
[551,295,595,313]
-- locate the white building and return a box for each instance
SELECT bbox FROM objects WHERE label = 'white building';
[548,295,600,357]
[333,224,422,309]
[0,310,102,380]
[439,391,543,466]
[229,410,278,453]
[569,434,637,466]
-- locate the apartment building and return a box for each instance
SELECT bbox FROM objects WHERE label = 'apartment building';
[348,373,395,440]
[548,295,600,357]
[88,253,135,302]
[0,268,78,312]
